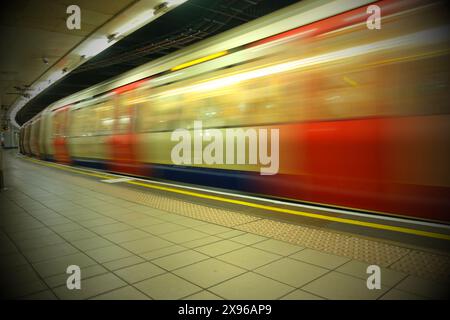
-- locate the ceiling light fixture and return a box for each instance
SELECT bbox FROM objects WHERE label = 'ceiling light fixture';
[113,9,155,38]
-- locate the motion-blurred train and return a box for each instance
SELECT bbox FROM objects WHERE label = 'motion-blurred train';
[19,0,450,223]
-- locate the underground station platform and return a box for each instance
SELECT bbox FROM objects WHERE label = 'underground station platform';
[0,150,449,301]
[1,0,450,310]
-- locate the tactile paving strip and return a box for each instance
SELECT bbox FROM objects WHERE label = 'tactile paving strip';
[324,236,411,267]
[234,219,410,267]
[17,158,450,282]
[235,218,352,250]
[390,251,450,283]
[133,191,260,226]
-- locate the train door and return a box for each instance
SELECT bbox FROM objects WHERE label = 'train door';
[107,88,143,176]
[52,107,71,164]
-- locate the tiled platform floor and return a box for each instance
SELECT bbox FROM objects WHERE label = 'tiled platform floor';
[0,151,449,300]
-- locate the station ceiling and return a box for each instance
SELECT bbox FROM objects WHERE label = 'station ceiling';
[0,0,136,125]
[3,0,300,126]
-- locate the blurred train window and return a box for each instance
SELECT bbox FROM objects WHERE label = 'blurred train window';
[177,76,283,129]
[138,94,181,132]
[381,55,450,117]
[422,56,450,115]
[251,74,295,125]
[313,59,379,121]
[70,106,94,137]
[116,94,134,134]
[198,95,224,128]
[93,103,114,135]
[213,86,245,128]
[181,91,229,129]
[233,80,266,127]
[70,109,81,137]
[136,100,152,132]
[179,92,203,129]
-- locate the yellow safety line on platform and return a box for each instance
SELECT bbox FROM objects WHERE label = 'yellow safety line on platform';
[24,157,450,241]
[126,180,450,241]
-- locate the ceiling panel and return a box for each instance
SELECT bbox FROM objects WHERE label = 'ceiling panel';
[0,0,135,115]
